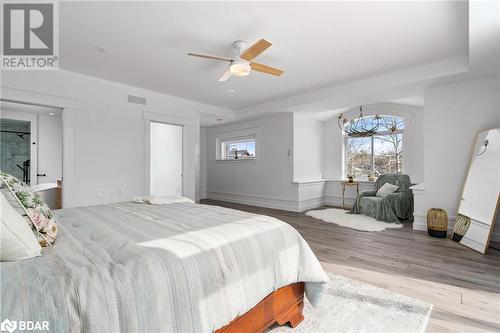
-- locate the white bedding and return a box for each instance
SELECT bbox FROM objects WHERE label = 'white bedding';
[0,202,328,332]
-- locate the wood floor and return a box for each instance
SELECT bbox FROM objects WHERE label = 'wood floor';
[201,199,500,333]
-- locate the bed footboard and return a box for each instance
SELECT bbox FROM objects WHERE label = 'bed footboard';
[216,282,305,333]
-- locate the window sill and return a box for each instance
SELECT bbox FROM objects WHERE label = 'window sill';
[326,178,376,184]
[215,158,258,163]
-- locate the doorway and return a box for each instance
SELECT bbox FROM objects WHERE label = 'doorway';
[150,122,183,196]
[0,100,63,208]
[0,118,31,182]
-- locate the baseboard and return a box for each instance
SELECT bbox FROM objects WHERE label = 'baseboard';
[413,212,456,234]
[199,191,207,200]
[297,197,325,212]
[205,190,301,211]
[205,193,500,241]
[325,195,356,209]
[414,212,500,243]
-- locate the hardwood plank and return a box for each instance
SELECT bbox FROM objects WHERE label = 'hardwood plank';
[201,200,500,332]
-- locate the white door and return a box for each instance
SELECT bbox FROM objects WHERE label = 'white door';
[36,113,63,184]
[150,122,183,196]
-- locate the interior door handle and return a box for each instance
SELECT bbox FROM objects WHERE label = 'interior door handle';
[37,173,47,177]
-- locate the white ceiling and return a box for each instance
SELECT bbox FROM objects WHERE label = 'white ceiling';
[59,1,468,112]
[309,95,424,122]
[388,95,424,107]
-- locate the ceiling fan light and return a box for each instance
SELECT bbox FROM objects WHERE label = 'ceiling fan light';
[230,62,251,76]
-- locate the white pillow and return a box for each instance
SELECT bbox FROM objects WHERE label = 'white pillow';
[0,192,41,261]
[376,183,399,198]
[132,195,195,205]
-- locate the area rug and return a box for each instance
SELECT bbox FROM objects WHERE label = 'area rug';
[269,272,432,333]
[305,208,402,232]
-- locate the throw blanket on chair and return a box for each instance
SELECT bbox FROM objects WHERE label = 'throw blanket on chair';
[349,174,414,223]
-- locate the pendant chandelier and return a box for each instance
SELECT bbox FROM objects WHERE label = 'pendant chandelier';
[338,105,381,137]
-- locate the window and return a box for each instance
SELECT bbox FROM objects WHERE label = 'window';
[221,138,256,160]
[344,115,404,179]
[216,128,258,161]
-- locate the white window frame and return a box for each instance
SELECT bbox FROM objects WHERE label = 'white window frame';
[216,128,259,162]
[343,117,404,179]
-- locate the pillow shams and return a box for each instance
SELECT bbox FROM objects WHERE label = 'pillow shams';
[376,183,399,197]
[1,192,41,261]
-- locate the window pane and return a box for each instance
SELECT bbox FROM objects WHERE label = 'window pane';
[345,137,371,179]
[378,115,405,131]
[373,133,403,176]
[224,140,255,159]
[345,116,379,133]
[345,115,404,133]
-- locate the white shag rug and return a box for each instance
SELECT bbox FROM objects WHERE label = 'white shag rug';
[305,208,403,232]
[269,273,432,333]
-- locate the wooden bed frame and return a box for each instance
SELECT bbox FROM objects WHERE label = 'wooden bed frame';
[216,282,305,333]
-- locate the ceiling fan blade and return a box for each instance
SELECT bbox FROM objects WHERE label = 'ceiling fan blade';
[240,39,272,61]
[218,69,232,82]
[187,52,233,62]
[250,62,284,76]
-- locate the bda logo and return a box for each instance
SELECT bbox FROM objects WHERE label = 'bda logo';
[0,319,17,333]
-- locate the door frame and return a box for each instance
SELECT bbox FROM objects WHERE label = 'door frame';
[1,88,77,207]
[143,111,195,197]
[147,120,184,196]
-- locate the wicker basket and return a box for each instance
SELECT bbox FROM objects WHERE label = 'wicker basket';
[427,208,448,238]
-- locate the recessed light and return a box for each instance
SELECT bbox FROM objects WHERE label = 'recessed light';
[345,49,358,56]
[48,112,54,116]
[227,89,235,94]
[94,46,107,53]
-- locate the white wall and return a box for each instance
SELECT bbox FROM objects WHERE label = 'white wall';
[293,113,323,181]
[204,113,297,210]
[2,70,230,207]
[322,102,424,183]
[37,114,62,184]
[414,76,500,236]
[203,104,425,211]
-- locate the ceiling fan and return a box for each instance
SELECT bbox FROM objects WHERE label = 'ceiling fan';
[187,39,283,82]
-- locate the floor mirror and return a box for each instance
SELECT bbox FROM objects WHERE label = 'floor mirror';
[452,128,500,254]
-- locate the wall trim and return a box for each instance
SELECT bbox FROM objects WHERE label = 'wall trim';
[396,212,500,244]
[413,212,457,233]
[205,190,299,211]
[2,86,78,109]
[298,197,326,212]
[325,195,355,209]
[293,179,328,186]
[1,86,77,208]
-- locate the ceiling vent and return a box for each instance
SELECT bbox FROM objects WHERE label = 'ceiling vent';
[127,94,147,105]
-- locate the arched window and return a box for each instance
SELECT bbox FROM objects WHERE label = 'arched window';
[344,115,404,179]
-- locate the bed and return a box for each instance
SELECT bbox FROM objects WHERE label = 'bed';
[0,201,328,332]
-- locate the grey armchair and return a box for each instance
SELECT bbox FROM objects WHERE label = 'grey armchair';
[349,173,413,223]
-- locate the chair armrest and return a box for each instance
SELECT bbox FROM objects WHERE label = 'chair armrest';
[359,190,377,197]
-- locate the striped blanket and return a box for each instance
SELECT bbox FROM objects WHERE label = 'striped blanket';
[0,202,328,332]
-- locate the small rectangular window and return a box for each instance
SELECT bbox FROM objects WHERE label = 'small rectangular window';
[221,138,256,160]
